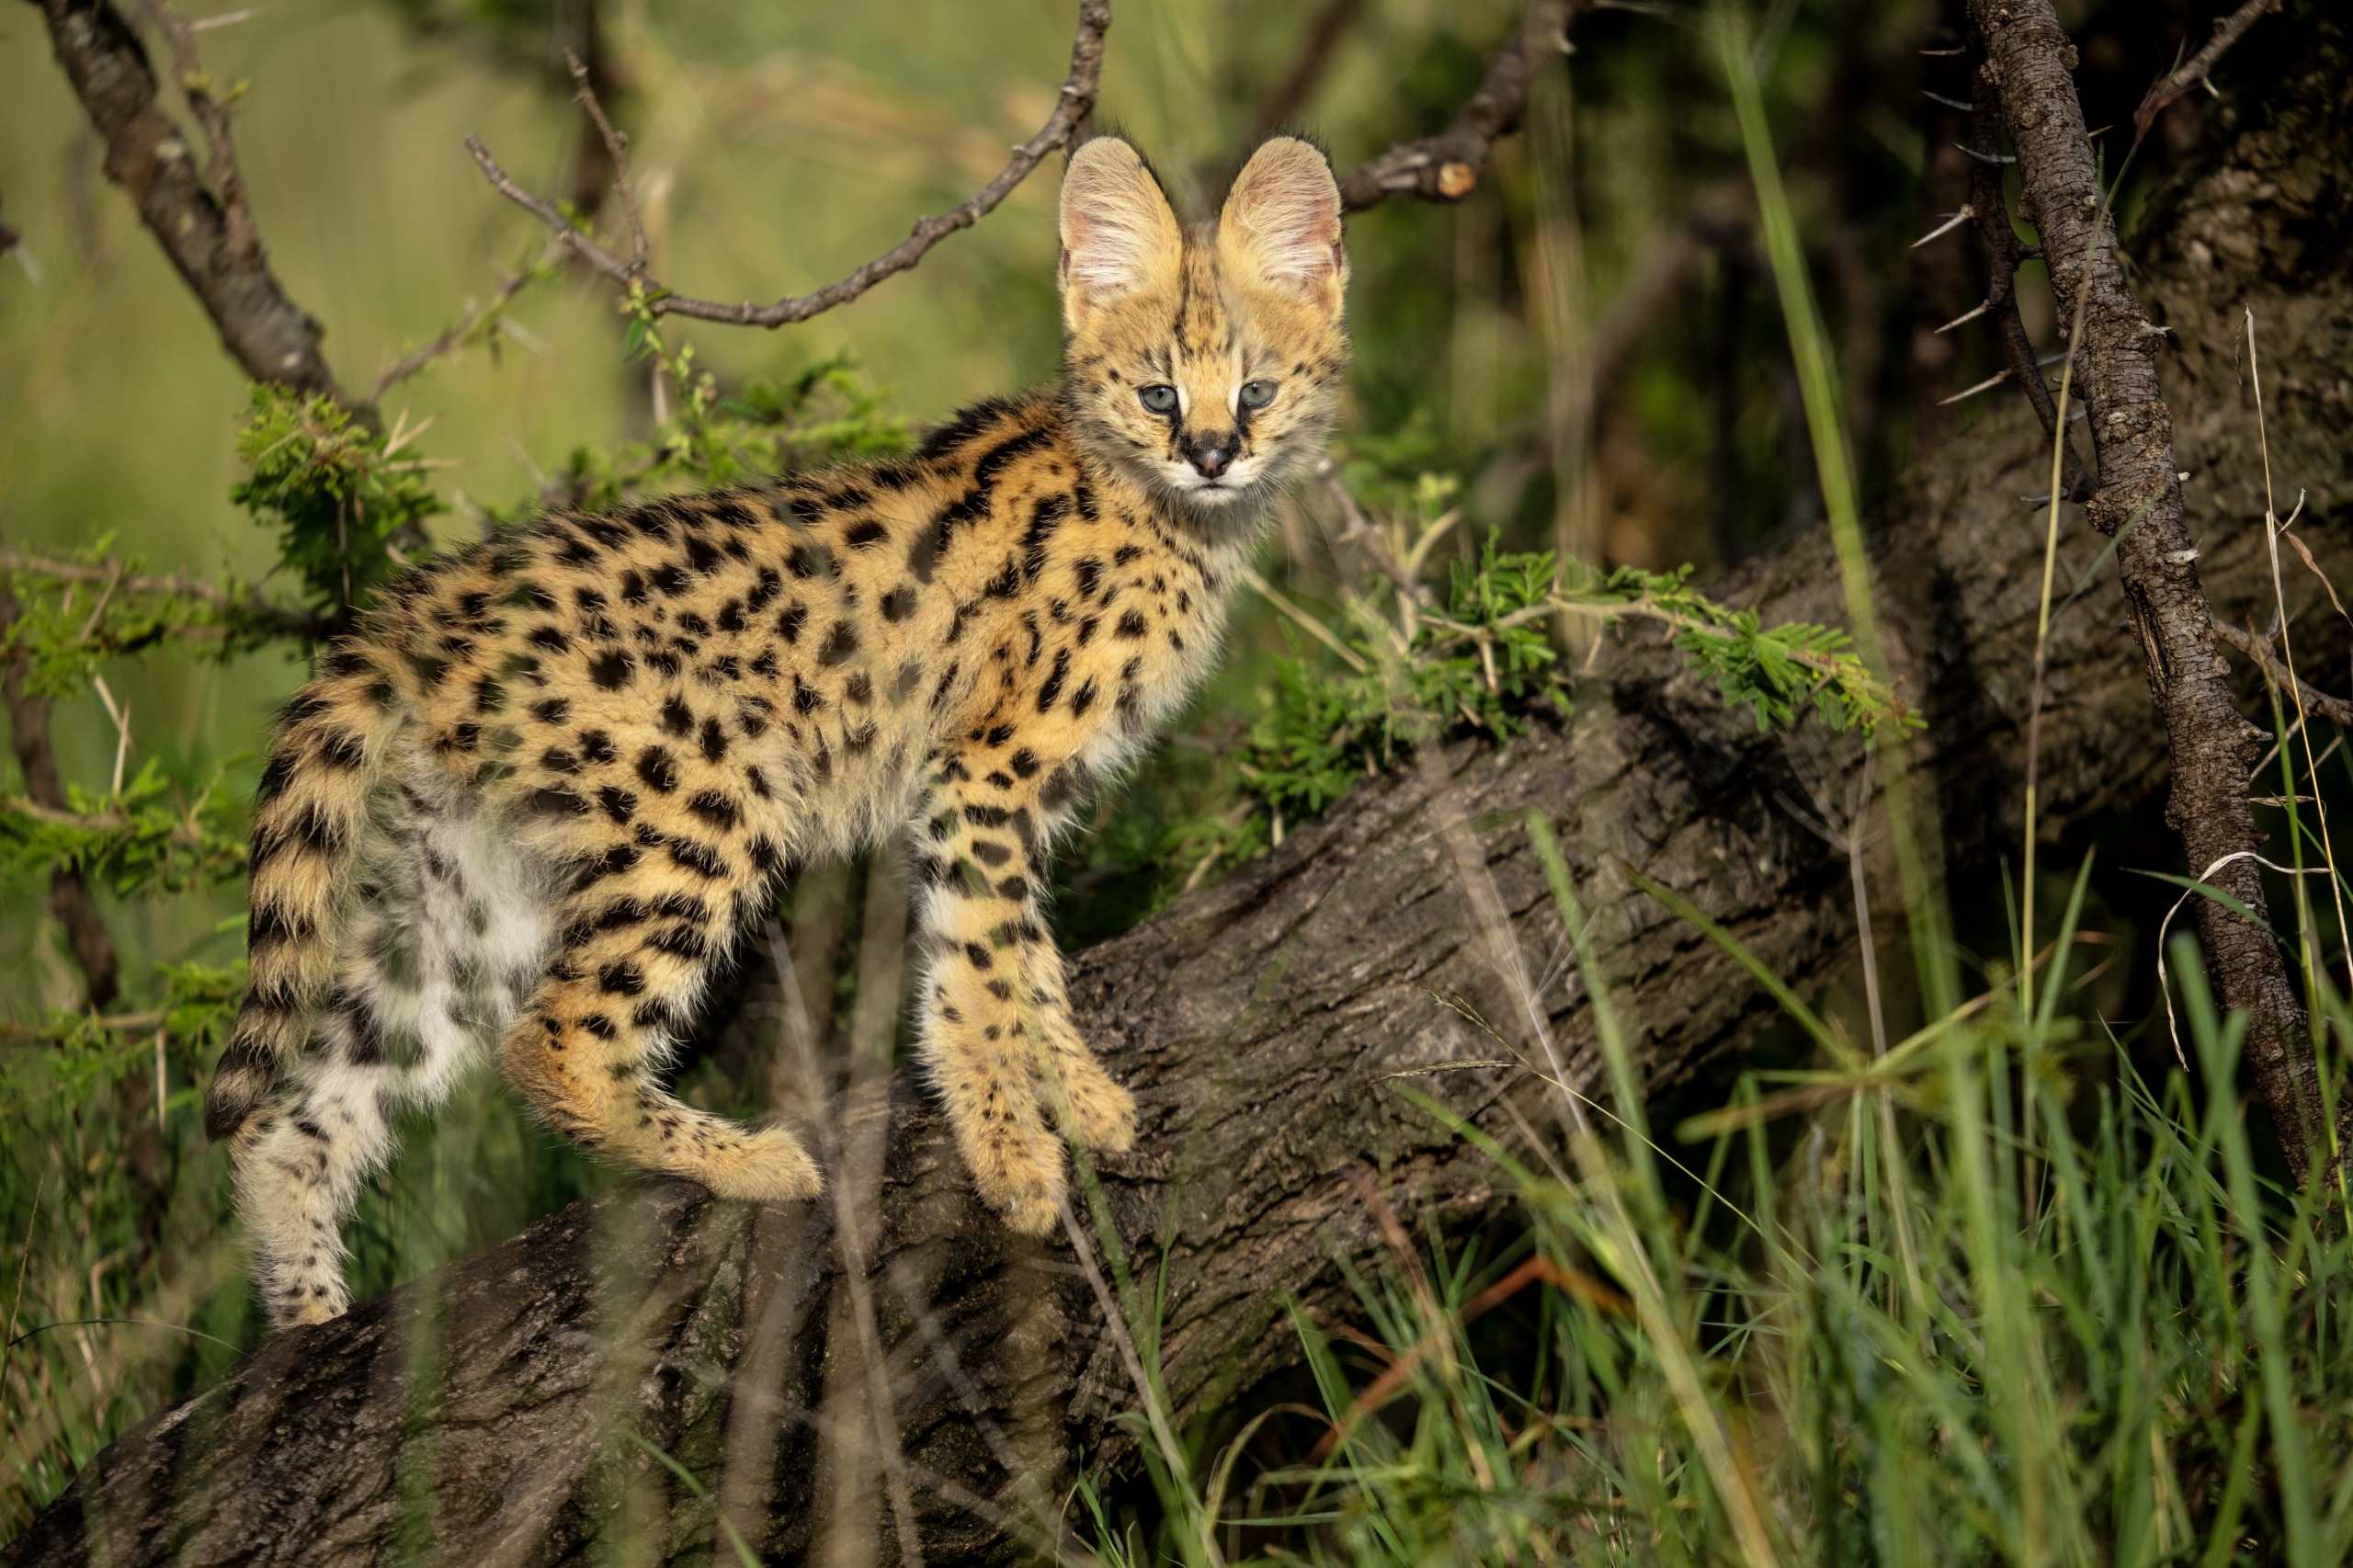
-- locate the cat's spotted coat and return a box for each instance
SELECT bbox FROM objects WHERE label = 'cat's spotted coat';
[206,135,1350,1329]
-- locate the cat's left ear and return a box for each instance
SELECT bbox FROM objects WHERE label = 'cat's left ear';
[1217,137,1347,315]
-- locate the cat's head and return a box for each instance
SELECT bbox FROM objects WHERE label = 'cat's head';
[1056,135,1350,538]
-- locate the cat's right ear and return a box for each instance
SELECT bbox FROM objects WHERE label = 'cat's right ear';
[1058,137,1182,330]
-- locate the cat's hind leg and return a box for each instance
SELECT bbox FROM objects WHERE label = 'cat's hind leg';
[233,886,413,1330]
[501,822,820,1204]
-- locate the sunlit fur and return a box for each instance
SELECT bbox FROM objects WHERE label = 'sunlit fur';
[1060,137,1350,543]
[206,136,1350,1330]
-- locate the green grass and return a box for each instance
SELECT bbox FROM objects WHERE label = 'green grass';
[1085,941,2353,1565]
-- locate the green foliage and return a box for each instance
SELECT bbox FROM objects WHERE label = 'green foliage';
[543,294,911,512]
[1590,562,1915,736]
[230,386,448,620]
[0,539,318,700]
[0,759,247,898]
[1233,509,1907,839]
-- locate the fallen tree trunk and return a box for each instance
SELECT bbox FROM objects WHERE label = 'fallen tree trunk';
[11,6,2352,1565]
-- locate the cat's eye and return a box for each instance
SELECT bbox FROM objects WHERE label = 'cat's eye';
[1239,380,1279,411]
[1138,384,1179,415]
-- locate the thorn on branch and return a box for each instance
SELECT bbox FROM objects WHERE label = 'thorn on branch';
[1936,368,2011,406]
[1912,205,1975,248]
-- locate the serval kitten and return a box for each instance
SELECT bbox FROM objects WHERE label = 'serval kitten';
[205,136,1352,1329]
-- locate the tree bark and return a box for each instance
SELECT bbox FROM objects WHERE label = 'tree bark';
[1973,0,2321,1175]
[9,6,2352,1565]
[29,0,342,399]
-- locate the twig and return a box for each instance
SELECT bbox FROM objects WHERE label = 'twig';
[136,0,248,257]
[2212,619,2353,731]
[0,549,330,642]
[467,1,1111,329]
[1336,0,1585,211]
[564,51,648,274]
[2134,0,2282,140]
[1238,564,1370,674]
[367,251,549,405]
[32,0,339,398]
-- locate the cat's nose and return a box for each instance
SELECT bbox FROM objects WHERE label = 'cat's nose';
[1184,432,1236,480]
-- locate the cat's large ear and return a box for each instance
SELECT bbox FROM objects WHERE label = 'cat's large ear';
[1059,137,1183,328]
[1217,137,1347,314]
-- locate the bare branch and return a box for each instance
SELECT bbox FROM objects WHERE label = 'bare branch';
[367,252,549,406]
[31,0,342,399]
[2213,618,2353,729]
[563,49,648,274]
[2134,0,2283,140]
[1335,0,1584,212]
[467,1,1112,330]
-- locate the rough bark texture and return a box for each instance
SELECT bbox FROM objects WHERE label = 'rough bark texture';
[1974,0,2325,1170]
[9,6,2352,1565]
[28,0,341,398]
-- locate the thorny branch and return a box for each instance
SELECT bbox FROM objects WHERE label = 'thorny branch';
[1928,54,2097,504]
[466,1,1112,329]
[367,250,551,406]
[1336,0,1584,212]
[1967,0,2323,1172]
[2134,0,2284,141]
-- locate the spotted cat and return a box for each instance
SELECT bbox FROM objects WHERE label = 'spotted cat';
[205,135,1351,1329]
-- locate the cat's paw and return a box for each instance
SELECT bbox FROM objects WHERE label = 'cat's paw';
[1051,1057,1137,1153]
[956,1113,1068,1236]
[696,1123,824,1205]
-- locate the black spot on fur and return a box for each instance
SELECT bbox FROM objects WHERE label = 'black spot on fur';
[662,698,695,737]
[590,651,634,690]
[635,748,679,793]
[881,585,918,622]
[580,730,618,765]
[667,836,727,879]
[1037,648,1071,712]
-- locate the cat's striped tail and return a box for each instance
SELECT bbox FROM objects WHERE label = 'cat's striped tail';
[206,653,406,1141]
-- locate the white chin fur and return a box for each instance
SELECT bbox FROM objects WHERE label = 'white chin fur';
[1162,463,1261,504]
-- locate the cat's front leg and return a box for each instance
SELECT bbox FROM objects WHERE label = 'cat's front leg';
[912,744,1134,1233]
